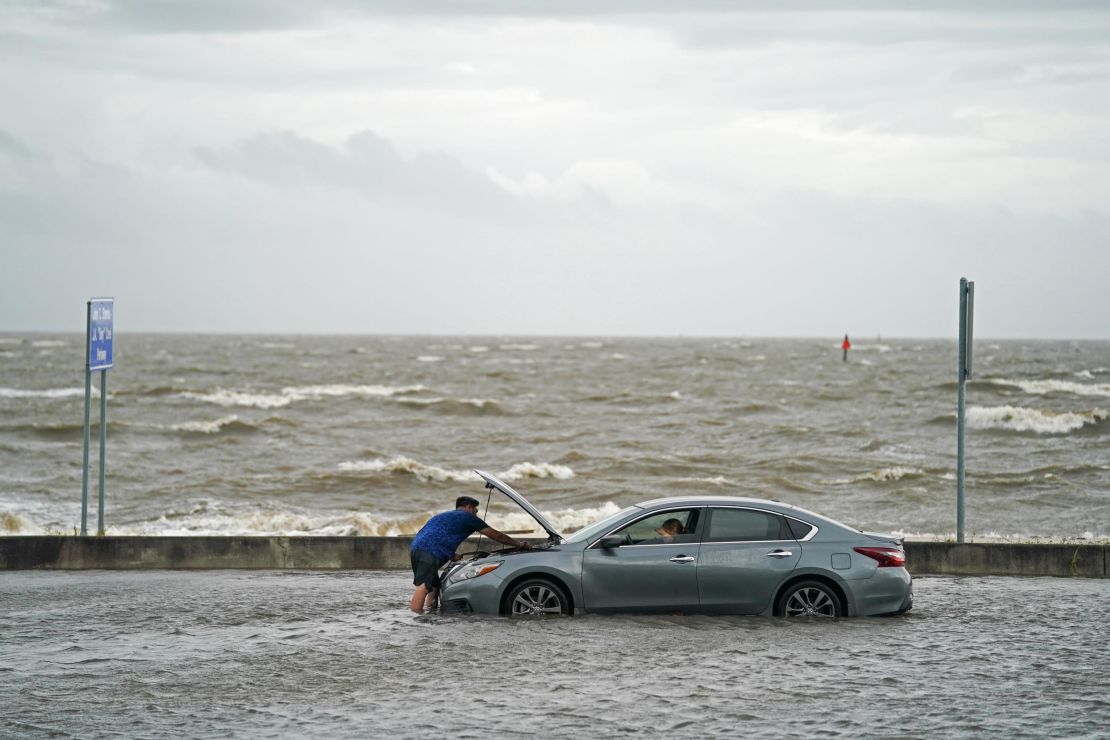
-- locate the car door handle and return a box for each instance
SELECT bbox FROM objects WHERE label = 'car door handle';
[669,555,696,564]
[766,549,793,558]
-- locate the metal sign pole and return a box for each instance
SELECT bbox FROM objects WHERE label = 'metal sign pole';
[956,278,974,543]
[83,297,114,537]
[97,368,108,536]
[81,301,92,536]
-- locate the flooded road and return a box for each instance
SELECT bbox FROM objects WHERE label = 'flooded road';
[2,571,1107,738]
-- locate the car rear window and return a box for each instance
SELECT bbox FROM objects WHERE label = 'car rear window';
[785,517,816,540]
[707,508,791,542]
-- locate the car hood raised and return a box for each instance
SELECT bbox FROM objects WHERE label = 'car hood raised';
[474,469,562,541]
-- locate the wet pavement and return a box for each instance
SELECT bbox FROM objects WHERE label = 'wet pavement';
[1,571,1107,738]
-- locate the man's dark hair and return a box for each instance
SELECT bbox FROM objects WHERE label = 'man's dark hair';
[456,496,480,509]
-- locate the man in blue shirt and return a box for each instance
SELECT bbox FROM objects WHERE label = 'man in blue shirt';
[410,495,532,613]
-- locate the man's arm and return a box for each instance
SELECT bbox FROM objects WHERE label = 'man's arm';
[479,527,533,549]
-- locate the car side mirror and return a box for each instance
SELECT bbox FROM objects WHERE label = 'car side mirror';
[597,535,622,549]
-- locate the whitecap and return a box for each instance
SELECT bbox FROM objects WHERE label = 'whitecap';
[180,389,291,409]
[0,387,95,399]
[180,384,426,408]
[394,397,501,412]
[968,405,1108,434]
[988,378,1110,398]
[499,344,539,351]
[31,340,66,348]
[337,457,574,483]
[468,346,489,353]
[169,415,245,434]
[417,356,444,363]
[338,457,480,482]
[498,462,576,481]
[853,467,925,483]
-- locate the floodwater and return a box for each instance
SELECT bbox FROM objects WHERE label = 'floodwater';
[2,572,1107,738]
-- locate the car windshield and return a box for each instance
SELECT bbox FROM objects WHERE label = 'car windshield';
[562,506,641,544]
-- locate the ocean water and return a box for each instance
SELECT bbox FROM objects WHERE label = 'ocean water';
[0,334,1107,540]
[2,572,1108,737]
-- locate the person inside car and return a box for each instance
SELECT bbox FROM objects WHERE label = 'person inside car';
[655,518,685,542]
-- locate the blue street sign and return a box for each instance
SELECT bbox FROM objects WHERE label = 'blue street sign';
[87,298,114,370]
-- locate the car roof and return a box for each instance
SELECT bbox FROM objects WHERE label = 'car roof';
[636,495,790,509]
[634,495,854,529]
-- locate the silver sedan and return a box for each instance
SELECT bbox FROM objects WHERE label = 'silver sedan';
[441,471,913,618]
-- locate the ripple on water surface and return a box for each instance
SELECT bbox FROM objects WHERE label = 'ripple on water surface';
[1,571,1108,738]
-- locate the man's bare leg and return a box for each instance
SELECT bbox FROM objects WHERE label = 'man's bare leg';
[424,587,440,612]
[410,584,430,614]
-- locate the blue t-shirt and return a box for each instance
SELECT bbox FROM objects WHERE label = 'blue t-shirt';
[411,509,489,561]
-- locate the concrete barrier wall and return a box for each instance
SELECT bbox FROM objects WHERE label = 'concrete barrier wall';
[0,537,1106,577]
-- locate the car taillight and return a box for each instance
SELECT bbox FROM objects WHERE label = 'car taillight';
[853,546,906,567]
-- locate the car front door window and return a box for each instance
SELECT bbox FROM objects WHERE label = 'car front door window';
[614,510,700,545]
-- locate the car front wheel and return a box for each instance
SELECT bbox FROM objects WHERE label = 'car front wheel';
[505,579,570,617]
[777,581,843,618]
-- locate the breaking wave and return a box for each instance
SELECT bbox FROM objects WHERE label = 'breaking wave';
[168,415,259,435]
[826,467,927,485]
[985,378,1110,398]
[968,405,1108,434]
[393,397,505,415]
[336,457,574,483]
[853,467,926,483]
[102,499,617,537]
[180,384,426,409]
[1,511,42,534]
[0,387,96,400]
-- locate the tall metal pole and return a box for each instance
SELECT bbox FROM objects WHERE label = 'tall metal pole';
[956,278,968,543]
[81,366,92,536]
[97,369,108,536]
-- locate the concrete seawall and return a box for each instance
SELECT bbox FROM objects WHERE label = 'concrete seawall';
[1,537,1106,577]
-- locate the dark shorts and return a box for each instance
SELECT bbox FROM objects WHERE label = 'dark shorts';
[411,548,447,590]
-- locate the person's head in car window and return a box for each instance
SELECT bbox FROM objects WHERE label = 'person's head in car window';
[655,518,684,540]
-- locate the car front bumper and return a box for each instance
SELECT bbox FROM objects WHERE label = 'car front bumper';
[440,571,507,615]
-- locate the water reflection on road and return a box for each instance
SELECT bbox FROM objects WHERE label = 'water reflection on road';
[1,572,1107,737]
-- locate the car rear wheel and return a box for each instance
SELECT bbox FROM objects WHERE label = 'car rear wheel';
[777,580,842,618]
[506,579,570,617]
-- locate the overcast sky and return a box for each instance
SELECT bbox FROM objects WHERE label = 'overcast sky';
[1,1,1107,338]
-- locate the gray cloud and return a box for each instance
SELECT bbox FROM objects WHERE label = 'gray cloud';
[2,3,1107,337]
[20,1,1108,36]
